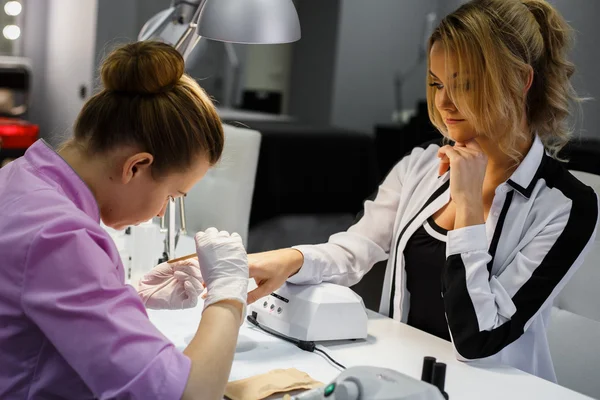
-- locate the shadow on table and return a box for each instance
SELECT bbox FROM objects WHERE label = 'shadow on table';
[463,360,526,377]
[318,334,378,350]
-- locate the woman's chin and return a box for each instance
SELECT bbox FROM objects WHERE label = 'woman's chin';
[446,128,477,143]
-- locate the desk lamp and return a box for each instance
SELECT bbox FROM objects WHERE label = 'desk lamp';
[138,0,301,261]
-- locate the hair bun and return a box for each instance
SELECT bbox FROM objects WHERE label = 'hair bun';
[101,41,184,95]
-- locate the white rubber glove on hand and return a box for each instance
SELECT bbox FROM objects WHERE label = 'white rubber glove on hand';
[195,228,248,319]
[136,259,204,310]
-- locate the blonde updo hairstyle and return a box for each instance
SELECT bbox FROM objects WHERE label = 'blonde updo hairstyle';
[73,41,224,178]
[427,0,580,161]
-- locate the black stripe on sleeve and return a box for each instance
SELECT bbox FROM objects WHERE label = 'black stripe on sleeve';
[442,163,598,359]
[486,191,514,276]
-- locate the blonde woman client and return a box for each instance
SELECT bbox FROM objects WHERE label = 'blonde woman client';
[246,0,599,381]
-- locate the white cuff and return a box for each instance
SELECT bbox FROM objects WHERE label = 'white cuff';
[287,245,320,285]
[446,224,488,258]
[203,277,248,324]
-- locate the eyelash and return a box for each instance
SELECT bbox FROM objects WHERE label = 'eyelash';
[429,82,472,92]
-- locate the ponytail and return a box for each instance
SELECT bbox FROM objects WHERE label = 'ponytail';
[523,0,580,158]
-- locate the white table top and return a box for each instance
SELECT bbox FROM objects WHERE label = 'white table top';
[145,235,592,399]
[147,303,591,400]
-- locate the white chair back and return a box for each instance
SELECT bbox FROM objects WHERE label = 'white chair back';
[547,170,600,399]
[183,124,261,246]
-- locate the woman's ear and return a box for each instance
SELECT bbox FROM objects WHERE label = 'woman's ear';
[121,152,154,184]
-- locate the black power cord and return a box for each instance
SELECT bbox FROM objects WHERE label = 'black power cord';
[247,314,346,370]
[314,347,346,370]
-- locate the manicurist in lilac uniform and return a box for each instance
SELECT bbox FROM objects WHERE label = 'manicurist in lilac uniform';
[0,42,250,400]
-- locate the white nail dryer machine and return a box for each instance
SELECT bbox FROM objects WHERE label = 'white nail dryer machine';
[248,282,368,342]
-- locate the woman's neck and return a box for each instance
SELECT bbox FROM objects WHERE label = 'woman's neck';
[477,135,533,187]
[57,141,104,206]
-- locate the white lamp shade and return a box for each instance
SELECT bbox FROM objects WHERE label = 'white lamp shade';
[196,0,301,44]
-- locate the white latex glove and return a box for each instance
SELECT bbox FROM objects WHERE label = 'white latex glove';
[195,228,248,318]
[136,259,204,310]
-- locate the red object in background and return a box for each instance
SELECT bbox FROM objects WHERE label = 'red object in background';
[0,118,39,149]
